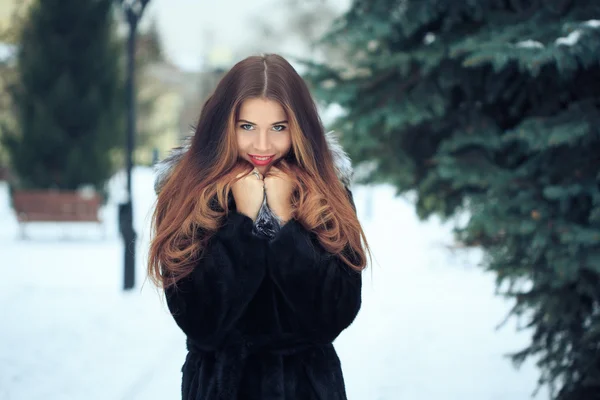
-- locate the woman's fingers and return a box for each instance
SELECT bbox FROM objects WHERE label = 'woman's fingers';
[265,166,282,179]
[252,168,263,180]
[235,168,263,180]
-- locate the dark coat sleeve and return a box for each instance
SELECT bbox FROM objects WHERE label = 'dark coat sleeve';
[164,211,267,350]
[266,200,362,344]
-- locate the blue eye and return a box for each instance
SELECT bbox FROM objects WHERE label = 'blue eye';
[272,125,287,132]
[240,124,254,130]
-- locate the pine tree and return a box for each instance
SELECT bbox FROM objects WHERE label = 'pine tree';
[305,1,600,399]
[3,0,125,191]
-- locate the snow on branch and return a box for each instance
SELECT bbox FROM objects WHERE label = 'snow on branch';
[515,40,544,49]
[584,20,600,28]
[556,30,582,46]
[555,20,600,47]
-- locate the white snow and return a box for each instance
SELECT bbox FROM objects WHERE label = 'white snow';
[367,40,379,51]
[585,20,600,28]
[556,30,582,46]
[0,42,16,63]
[423,33,436,45]
[0,167,549,399]
[516,40,544,49]
[555,21,600,47]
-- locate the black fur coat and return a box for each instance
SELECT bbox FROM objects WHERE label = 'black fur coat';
[155,133,362,399]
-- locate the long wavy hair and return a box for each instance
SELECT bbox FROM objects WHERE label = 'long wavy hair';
[148,54,370,289]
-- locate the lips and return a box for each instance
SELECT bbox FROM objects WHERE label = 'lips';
[249,154,274,166]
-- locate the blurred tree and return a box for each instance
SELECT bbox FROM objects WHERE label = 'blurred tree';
[241,0,344,64]
[0,0,29,174]
[306,1,600,399]
[2,0,125,191]
[134,18,167,162]
[137,18,163,63]
[0,0,29,43]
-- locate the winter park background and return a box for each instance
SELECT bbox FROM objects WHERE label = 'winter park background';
[3,0,600,399]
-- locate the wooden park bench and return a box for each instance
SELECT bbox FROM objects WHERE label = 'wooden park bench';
[12,190,103,239]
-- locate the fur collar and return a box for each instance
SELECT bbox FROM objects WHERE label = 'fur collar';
[153,130,354,194]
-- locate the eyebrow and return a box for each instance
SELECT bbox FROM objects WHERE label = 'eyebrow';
[238,119,288,125]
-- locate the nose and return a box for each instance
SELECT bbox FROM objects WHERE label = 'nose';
[254,129,270,152]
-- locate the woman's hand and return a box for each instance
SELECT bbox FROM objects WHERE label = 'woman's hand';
[264,166,294,223]
[231,168,264,222]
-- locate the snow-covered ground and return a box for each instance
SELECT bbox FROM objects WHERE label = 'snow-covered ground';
[0,167,548,400]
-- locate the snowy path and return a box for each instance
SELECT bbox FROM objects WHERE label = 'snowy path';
[0,168,548,399]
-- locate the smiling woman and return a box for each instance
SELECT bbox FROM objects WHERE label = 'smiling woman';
[149,53,370,400]
[236,98,292,175]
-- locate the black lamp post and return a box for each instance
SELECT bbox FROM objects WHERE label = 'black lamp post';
[118,0,150,290]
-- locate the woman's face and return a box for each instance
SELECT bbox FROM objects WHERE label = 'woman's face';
[236,97,292,176]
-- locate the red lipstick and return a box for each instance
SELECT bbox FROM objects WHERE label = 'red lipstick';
[249,154,274,166]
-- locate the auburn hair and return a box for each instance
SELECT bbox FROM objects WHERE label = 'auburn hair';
[148,54,370,289]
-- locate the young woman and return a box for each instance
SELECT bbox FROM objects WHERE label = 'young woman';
[149,53,370,400]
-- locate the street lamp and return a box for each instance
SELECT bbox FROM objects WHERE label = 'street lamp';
[118,0,150,290]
